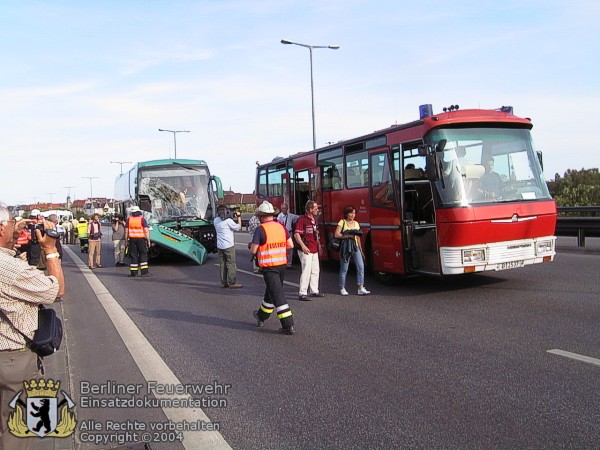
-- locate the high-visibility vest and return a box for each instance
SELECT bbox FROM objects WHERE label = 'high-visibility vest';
[76,222,88,238]
[17,229,29,246]
[256,221,287,267]
[127,216,145,239]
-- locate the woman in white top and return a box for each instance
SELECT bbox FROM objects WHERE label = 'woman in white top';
[334,205,370,296]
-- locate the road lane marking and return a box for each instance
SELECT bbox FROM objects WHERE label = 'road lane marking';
[547,349,600,367]
[64,246,232,450]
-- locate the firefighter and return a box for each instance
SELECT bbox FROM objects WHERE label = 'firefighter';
[250,201,295,335]
[125,206,150,277]
[76,217,89,253]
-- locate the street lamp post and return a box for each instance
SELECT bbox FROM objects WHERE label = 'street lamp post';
[82,177,99,199]
[281,39,340,150]
[158,129,190,159]
[110,161,132,175]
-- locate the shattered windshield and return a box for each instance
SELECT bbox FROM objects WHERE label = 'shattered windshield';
[427,127,551,207]
[138,166,213,222]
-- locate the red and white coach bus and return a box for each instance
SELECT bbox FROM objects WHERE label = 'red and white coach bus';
[256,104,557,282]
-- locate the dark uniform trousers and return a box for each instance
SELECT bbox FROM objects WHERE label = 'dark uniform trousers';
[129,238,149,276]
[256,265,294,329]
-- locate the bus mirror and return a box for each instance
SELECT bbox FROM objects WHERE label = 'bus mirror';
[425,154,438,181]
[139,195,152,212]
[536,151,543,170]
[435,139,447,152]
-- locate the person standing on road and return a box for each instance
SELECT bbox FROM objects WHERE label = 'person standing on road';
[294,200,325,301]
[247,208,261,273]
[214,205,242,288]
[61,218,71,245]
[335,205,370,296]
[76,217,89,253]
[125,206,150,277]
[111,215,127,266]
[277,203,299,269]
[87,213,103,269]
[70,217,79,245]
[250,201,295,335]
[0,202,64,450]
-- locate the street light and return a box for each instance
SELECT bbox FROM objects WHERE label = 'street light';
[111,161,132,175]
[82,177,99,199]
[158,129,190,159]
[281,39,340,150]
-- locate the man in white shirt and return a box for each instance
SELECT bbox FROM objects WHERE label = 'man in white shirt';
[214,205,242,288]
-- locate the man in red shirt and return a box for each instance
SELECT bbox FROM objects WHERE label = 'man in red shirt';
[294,200,325,301]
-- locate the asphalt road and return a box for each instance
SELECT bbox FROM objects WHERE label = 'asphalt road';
[62,235,599,449]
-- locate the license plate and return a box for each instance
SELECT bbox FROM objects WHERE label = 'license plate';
[495,260,524,270]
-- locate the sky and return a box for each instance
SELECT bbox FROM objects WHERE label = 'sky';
[1,0,599,206]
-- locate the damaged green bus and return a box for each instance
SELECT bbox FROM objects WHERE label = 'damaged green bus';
[114,159,223,265]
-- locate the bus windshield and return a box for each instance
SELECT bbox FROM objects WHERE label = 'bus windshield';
[427,127,551,206]
[138,165,212,222]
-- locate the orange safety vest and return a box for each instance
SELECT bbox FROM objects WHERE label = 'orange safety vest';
[17,229,29,246]
[127,216,146,239]
[256,221,287,267]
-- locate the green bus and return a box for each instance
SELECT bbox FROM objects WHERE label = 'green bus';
[114,159,223,265]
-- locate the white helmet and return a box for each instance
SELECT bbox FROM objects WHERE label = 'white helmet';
[256,201,277,216]
[31,209,41,216]
[130,206,141,213]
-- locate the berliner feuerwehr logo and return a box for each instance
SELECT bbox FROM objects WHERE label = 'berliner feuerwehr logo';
[7,378,77,438]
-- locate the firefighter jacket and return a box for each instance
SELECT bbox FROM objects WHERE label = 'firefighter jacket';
[76,221,88,239]
[256,221,288,267]
[17,229,29,247]
[127,216,146,239]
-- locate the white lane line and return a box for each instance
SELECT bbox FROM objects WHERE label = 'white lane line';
[64,246,232,449]
[547,349,600,367]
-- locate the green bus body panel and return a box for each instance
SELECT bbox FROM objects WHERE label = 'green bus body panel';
[150,224,207,265]
[138,159,208,168]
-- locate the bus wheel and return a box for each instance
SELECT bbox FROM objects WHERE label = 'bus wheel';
[366,241,398,285]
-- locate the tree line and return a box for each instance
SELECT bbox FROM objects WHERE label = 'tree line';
[547,168,600,210]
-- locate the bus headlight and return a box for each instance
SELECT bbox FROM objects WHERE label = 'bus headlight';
[462,248,486,264]
[535,240,553,255]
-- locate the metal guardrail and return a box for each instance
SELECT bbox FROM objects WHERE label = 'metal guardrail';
[556,206,600,247]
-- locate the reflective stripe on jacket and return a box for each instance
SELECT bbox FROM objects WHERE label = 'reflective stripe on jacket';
[17,229,29,246]
[257,221,287,267]
[127,216,146,239]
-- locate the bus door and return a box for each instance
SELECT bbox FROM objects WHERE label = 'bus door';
[282,172,292,212]
[293,169,310,215]
[398,144,440,275]
[309,167,327,255]
[368,151,404,274]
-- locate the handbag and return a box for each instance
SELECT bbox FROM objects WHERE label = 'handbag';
[328,220,346,252]
[0,305,63,357]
